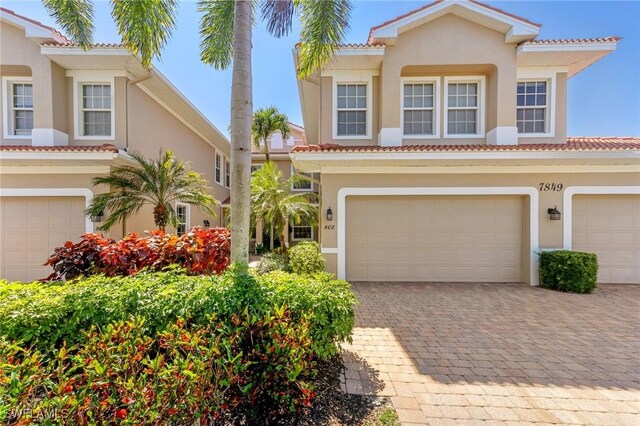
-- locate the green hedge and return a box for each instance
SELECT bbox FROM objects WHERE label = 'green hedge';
[289,241,326,275]
[539,250,598,293]
[0,265,356,359]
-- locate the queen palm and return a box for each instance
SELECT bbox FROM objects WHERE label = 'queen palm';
[250,161,317,252]
[86,150,217,232]
[44,0,352,262]
[252,106,290,162]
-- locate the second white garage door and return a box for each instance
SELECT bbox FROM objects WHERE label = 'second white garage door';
[346,195,523,282]
[0,196,87,282]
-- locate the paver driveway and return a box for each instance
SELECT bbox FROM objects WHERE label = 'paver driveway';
[340,282,640,425]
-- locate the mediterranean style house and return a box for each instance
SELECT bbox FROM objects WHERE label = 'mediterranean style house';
[250,122,319,249]
[0,8,231,282]
[290,0,640,285]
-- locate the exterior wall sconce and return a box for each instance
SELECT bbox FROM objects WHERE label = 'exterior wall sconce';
[203,219,211,227]
[326,207,333,222]
[547,206,561,221]
[90,211,104,223]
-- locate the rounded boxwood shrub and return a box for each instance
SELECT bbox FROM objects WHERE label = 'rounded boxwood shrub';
[288,241,326,275]
[539,250,598,293]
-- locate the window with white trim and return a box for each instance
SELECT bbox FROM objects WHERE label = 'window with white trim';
[3,78,33,138]
[215,153,222,184]
[250,164,262,173]
[81,84,111,136]
[291,165,312,191]
[176,203,189,236]
[336,83,367,136]
[291,218,314,241]
[517,81,548,134]
[225,158,230,188]
[403,81,436,136]
[446,81,479,135]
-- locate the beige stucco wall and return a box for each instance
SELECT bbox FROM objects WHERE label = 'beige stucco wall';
[318,171,640,279]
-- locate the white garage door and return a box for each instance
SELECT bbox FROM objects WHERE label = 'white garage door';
[0,197,86,282]
[346,195,523,282]
[572,195,640,284]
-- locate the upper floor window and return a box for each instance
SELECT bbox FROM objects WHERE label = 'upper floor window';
[250,164,262,173]
[81,84,112,137]
[3,78,33,138]
[517,81,548,134]
[336,83,367,137]
[291,165,312,191]
[215,153,222,184]
[225,158,230,188]
[444,77,485,138]
[175,203,189,236]
[402,79,439,137]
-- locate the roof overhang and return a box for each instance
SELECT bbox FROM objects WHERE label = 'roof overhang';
[0,7,69,44]
[0,148,132,174]
[369,0,540,45]
[517,40,619,78]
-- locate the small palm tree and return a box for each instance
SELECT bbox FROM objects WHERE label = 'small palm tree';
[252,106,290,162]
[87,150,217,232]
[251,162,317,252]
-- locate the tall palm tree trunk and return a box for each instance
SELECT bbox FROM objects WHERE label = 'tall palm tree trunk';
[230,0,253,263]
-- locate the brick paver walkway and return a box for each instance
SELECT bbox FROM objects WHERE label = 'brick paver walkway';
[340,283,640,425]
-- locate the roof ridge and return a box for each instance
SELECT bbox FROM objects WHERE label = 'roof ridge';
[0,6,71,43]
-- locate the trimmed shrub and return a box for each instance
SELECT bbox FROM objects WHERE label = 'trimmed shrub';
[44,227,230,281]
[0,266,356,360]
[255,252,288,275]
[539,250,598,293]
[289,241,326,275]
[1,310,316,425]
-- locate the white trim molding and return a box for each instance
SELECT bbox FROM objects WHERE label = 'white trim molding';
[2,76,33,140]
[336,186,540,285]
[562,186,640,250]
[0,188,94,233]
[69,70,118,141]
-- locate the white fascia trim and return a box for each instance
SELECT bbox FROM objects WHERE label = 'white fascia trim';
[290,150,640,162]
[0,151,118,161]
[321,247,339,254]
[1,11,67,42]
[331,70,376,140]
[516,68,558,138]
[42,47,131,56]
[562,186,640,250]
[443,75,486,139]
[334,48,385,56]
[517,42,617,55]
[336,186,539,286]
[400,76,441,139]
[69,70,118,141]
[0,187,94,232]
[2,76,33,140]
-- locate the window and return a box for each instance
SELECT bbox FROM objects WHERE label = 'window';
[517,81,548,134]
[250,164,262,173]
[215,153,222,184]
[291,218,314,241]
[225,158,230,188]
[3,78,33,138]
[336,83,367,136]
[81,84,111,136]
[445,77,484,137]
[176,203,189,236]
[403,79,438,137]
[291,165,312,191]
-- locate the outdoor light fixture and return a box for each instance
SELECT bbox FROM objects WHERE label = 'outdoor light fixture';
[203,219,210,227]
[90,211,104,223]
[326,207,333,222]
[548,206,561,221]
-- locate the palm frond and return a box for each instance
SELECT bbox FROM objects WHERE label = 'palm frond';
[43,0,94,48]
[297,0,352,78]
[111,0,179,69]
[260,0,294,38]
[198,0,235,69]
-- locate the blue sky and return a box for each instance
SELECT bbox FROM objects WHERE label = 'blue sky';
[5,1,639,138]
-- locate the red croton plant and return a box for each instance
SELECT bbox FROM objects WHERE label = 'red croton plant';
[45,227,231,281]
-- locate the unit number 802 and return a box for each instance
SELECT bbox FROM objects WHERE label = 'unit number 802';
[539,183,563,191]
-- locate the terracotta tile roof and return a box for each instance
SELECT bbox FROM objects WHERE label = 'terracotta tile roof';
[521,36,620,45]
[291,137,640,154]
[337,43,385,48]
[40,41,126,48]
[0,144,119,153]
[0,7,71,43]
[367,0,541,44]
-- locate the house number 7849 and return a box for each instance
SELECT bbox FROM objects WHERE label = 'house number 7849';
[539,183,563,191]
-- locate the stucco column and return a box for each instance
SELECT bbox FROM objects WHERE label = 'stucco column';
[255,218,263,247]
[283,218,289,249]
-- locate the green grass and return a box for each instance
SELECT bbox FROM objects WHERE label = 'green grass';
[365,407,400,426]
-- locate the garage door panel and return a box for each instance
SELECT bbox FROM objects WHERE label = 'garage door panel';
[573,194,640,284]
[1,197,85,282]
[346,195,523,282]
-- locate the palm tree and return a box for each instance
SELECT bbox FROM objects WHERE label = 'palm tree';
[87,150,217,232]
[251,161,317,252]
[252,106,291,162]
[44,0,352,263]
